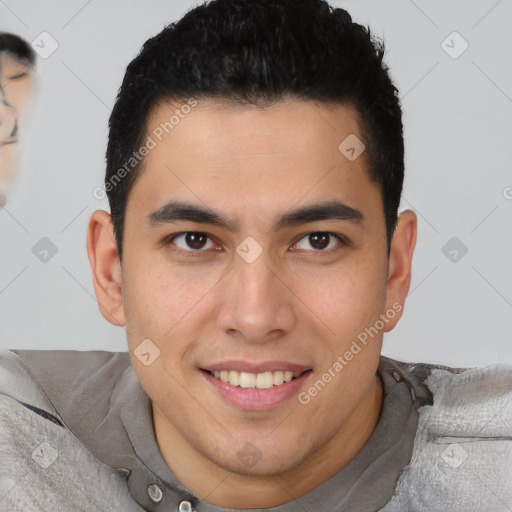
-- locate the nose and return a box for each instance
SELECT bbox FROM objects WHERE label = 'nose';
[216,247,296,343]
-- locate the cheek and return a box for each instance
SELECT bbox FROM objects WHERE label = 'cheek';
[294,257,386,339]
[4,78,34,110]
[121,254,214,358]
[0,146,18,181]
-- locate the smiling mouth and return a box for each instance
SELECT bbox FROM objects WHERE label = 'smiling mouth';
[202,368,311,389]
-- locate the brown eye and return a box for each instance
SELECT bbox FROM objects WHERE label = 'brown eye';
[309,233,330,250]
[169,232,216,252]
[184,233,208,250]
[293,232,343,252]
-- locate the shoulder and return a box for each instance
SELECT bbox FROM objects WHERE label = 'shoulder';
[0,348,132,414]
[423,360,512,432]
[0,348,139,511]
[380,356,512,511]
[387,355,512,430]
[0,348,136,440]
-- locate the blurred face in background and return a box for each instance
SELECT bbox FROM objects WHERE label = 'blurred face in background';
[0,84,18,206]
[0,45,36,206]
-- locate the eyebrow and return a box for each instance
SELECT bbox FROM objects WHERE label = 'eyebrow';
[147,200,364,232]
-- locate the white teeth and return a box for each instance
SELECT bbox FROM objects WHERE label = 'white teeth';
[208,369,303,389]
[239,372,256,388]
[256,372,273,389]
[273,371,284,386]
[228,370,239,386]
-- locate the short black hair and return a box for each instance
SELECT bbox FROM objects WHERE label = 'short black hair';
[0,33,36,68]
[106,0,404,261]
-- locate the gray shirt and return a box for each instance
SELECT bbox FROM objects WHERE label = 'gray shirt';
[0,349,434,511]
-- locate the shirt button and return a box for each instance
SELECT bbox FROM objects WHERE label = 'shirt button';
[178,500,193,512]
[148,483,163,503]
[392,371,401,382]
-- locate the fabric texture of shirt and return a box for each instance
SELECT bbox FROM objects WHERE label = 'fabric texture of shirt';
[0,348,511,511]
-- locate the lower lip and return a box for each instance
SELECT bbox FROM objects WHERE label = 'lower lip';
[201,369,312,411]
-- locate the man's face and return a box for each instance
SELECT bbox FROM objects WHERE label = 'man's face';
[115,99,400,475]
[0,53,35,205]
[0,85,18,205]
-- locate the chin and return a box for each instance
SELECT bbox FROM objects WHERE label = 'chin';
[208,437,308,478]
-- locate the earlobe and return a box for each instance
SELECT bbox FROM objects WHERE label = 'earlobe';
[383,209,417,332]
[86,210,126,327]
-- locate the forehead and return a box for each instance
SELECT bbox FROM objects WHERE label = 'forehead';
[146,98,364,159]
[126,98,382,226]
[0,53,31,76]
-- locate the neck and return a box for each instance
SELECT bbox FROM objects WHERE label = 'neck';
[153,374,383,509]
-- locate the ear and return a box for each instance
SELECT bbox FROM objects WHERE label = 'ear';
[383,209,417,332]
[86,210,126,326]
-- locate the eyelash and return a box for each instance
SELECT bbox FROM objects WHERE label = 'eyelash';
[165,231,347,258]
[8,73,27,80]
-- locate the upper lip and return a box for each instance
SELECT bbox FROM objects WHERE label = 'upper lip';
[202,360,312,373]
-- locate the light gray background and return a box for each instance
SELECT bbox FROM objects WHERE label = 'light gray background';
[0,0,511,367]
